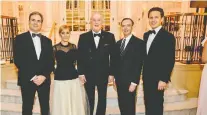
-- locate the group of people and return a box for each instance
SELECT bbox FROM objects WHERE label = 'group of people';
[13,6,206,115]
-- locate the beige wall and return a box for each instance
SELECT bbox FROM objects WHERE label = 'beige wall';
[1,1,15,17]
[171,63,204,98]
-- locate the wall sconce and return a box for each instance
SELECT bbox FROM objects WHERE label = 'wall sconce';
[18,4,23,11]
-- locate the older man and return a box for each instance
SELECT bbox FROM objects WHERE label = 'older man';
[78,12,116,115]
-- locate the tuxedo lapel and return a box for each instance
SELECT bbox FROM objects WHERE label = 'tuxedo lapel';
[39,35,44,60]
[121,35,134,56]
[26,31,38,59]
[88,31,96,51]
[97,30,104,49]
[147,28,164,55]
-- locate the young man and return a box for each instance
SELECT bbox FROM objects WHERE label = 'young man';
[143,7,175,115]
[14,11,54,115]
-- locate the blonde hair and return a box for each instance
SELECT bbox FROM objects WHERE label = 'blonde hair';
[59,25,70,35]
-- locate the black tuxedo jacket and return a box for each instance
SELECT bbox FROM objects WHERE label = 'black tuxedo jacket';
[77,30,116,83]
[143,28,175,83]
[14,31,54,86]
[112,35,145,84]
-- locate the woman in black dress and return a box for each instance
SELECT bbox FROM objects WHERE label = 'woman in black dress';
[51,25,89,115]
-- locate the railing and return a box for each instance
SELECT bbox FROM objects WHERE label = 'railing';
[164,13,207,64]
[0,15,18,63]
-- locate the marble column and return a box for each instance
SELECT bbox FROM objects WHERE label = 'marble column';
[110,1,119,41]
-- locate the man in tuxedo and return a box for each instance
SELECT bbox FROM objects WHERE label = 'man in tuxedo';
[112,18,145,115]
[143,7,175,115]
[77,12,116,115]
[13,11,54,115]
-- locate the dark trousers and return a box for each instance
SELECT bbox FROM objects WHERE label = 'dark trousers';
[20,81,50,115]
[84,80,108,115]
[116,82,137,115]
[143,81,164,115]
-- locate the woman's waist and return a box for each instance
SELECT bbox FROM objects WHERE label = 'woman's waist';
[55,67,77,72]
[54,78,79,83]
[54,74,78,80]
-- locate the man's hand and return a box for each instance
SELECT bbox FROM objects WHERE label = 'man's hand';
[33,75,46,86]
[129,84,137,92]
[158,80,167,90]
[108,75,114,83]
[79,75,86,85]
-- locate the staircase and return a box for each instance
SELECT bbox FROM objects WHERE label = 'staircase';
[1,64,198,115]
[0,80,40,115]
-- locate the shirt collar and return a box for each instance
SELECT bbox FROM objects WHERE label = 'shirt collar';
[152,26,162,35]
[29,31,40,37]
[123,34,132,41]
[92,30,101,35]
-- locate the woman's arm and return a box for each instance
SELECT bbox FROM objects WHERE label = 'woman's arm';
[202,41,207,63]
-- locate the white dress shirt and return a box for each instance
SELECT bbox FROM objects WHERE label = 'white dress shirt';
[146,26,162,54]
[30,31,41,60]
[92,30,101,48]
[121,34,132,50]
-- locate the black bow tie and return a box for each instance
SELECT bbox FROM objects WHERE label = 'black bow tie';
[94,33,101,38]
[32,33,41,38]
[148,30,156,34]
